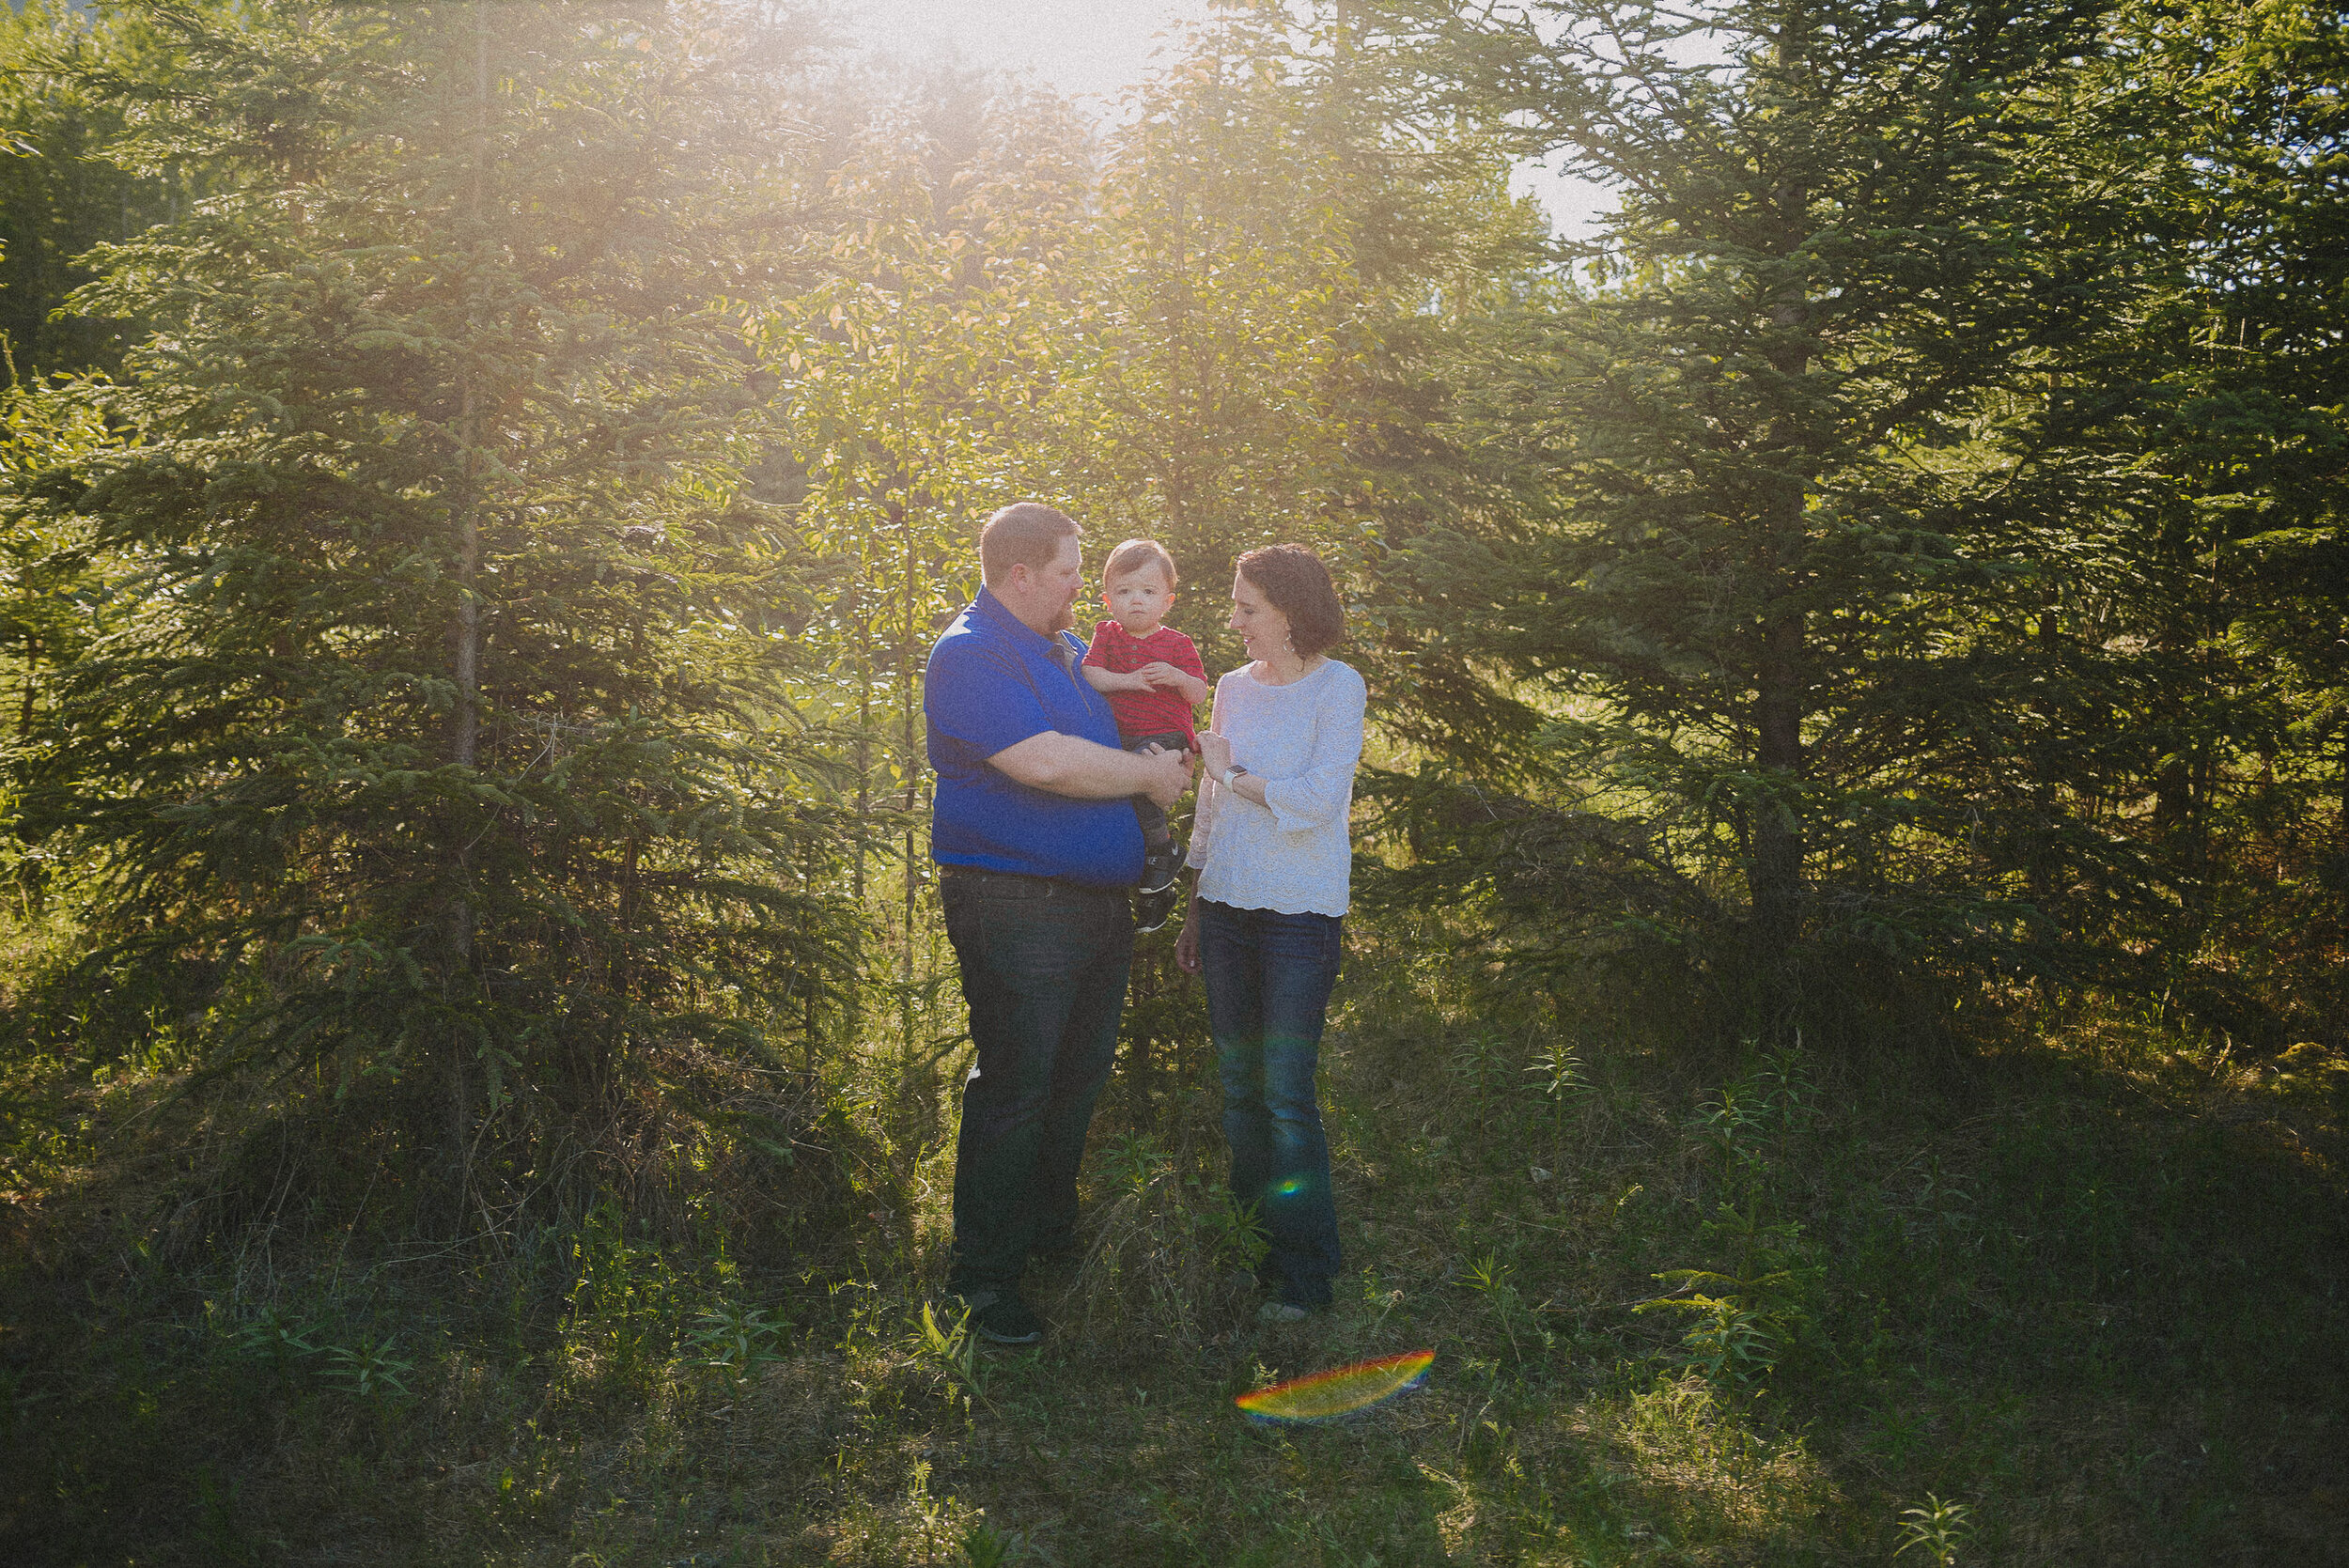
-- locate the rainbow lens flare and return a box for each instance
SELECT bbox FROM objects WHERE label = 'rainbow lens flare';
[1234,1350,1436,1427]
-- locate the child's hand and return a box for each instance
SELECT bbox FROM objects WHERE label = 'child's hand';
[1134,661,1187,689]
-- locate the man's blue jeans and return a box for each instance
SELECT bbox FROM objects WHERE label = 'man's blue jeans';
[1197,898,1344,1308]
[941,872,1132,1296]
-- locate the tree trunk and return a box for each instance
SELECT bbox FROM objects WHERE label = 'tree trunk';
[1750,233,1813,967]
[443,7,491,1218]
[896,498,919,973]
[1751,593,1806,960]
[17,629,37,739]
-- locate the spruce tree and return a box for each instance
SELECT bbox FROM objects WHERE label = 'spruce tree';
[15,0,855,1230]
[1061,4,1386,665]
[2102,0,2349,1032]
[0,1,202,376]
[1377,0,2170,1000]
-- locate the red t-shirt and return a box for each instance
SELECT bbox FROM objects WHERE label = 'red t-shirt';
[1083,619,1206,742]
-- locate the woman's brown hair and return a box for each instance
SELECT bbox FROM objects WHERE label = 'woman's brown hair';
[1236,543,1346,658]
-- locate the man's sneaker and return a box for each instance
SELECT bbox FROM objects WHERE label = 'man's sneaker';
[1027,1233,1081,1265]
[1135,880,1181,934]
[1257,1300,1311,1325]
[958,1289,1045,1345]
[1139,840,1184,893]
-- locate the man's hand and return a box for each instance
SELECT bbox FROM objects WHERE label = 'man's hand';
[1135,740,1192,810]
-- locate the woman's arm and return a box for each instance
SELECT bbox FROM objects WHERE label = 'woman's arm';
[1186,680,1226,875]
[1196,730,1271,808]
[1174,877,1203,975]
[1199,670,1366,832]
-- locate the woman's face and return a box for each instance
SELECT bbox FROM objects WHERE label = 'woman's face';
[1229,569,1293,661]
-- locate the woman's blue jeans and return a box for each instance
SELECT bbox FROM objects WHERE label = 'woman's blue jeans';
[1197,898,1344,1309]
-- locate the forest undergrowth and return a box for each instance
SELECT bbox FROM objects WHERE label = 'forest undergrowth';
[4,901,2344,1568]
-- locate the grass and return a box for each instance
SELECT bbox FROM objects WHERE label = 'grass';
[4,911,2347,1565]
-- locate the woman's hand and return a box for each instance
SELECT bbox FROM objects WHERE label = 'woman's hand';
[1174,891,1202,976]
[1197,730,1234,781]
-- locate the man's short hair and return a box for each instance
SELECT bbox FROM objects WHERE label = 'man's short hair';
[1236,543,1346,657]
[979,502,1081,586]
[1102,537,1178,588]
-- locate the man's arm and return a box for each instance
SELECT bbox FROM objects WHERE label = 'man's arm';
[990,733,1191,809]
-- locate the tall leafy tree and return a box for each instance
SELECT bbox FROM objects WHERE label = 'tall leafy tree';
[13,0,856,1226]
[761,89,1096,936]
[1062,6,1387,670]
[2104,0,2349,1033]
[1376,0,2170,1000]
[0,1,201,377]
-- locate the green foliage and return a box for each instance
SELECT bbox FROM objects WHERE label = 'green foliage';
[0,372,120,899]
[684,1300,790,1390]
[0,1,200,376]
[909,1299,988,1415]
[1523,1037,1589,1105]
[4,921,2344,1565]
[1363,0,2349,1029]
[1058,8,1384,605]
[5,0,862,1231]
[1897,1493,1975,1565]
[562,1198,691,1395]
[320,1333,413,1404]
[0,1,2343,1563]
[958,1517,1020,1567]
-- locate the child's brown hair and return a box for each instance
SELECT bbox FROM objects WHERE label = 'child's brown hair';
[1102,537,1178,588]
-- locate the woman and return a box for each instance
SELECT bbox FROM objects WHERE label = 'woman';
[1174,544,1366,1322]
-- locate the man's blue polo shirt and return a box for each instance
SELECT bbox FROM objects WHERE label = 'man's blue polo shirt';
[926,587,1145,888]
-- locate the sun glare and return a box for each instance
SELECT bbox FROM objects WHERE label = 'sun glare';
[834,0,1215,104]
[834,0,1603,231]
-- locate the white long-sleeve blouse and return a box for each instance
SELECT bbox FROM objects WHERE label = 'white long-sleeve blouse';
[1186,659,1367,918]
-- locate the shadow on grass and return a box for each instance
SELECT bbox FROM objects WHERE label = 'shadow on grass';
[4,924,2346,1566]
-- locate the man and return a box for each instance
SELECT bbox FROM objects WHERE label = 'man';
[925,501,1193,1344]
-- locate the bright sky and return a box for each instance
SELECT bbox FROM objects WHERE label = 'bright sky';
[831,0,1614,234]
[834,0,1209,106]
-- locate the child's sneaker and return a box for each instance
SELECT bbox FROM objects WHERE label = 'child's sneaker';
[1135,881,1180,934]
[1140,840,1184,893]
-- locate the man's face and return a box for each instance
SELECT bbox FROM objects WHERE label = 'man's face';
[1004,533,1086,635]
[1038,535,1084,632]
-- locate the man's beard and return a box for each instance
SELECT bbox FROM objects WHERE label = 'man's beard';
[1048,600,1077,635]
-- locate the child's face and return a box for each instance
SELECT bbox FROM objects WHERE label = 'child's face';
[1104,566,1175,634]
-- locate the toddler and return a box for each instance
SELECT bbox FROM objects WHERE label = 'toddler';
[1081,538,1209,929]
